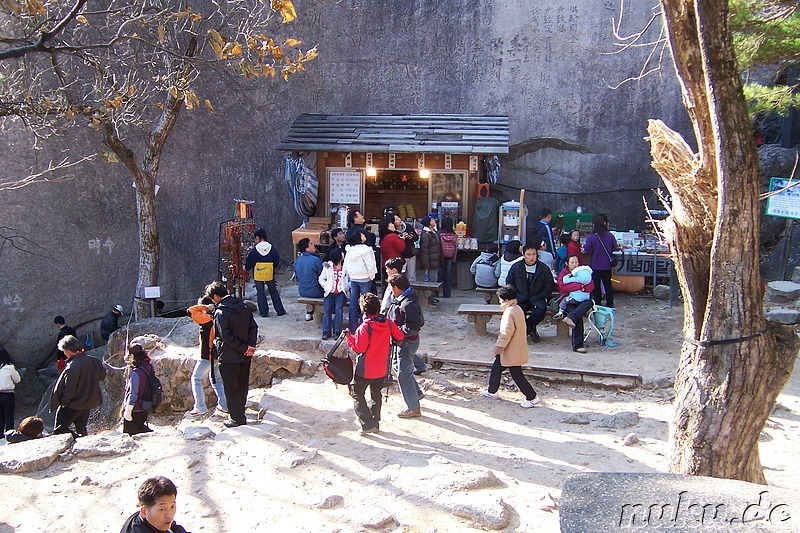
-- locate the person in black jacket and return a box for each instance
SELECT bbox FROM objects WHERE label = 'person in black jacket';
[207,281,258,428]
[120,476,189,533]
[345,209,376,248]
[506,243,555,343]
[526,208,556,255]
[51,335,107,437]
[101,305,124,341]
[54,315,77,371]
[387,274,425,419]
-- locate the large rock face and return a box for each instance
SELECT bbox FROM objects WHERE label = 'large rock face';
[0,0,690,364]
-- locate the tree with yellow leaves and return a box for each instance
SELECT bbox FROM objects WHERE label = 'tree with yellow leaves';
[0,0,316,317]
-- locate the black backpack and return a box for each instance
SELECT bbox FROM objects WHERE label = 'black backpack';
[137,366,163,412]
[322,330,354,385]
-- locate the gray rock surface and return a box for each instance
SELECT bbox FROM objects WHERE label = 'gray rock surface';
[652,284,671,300]
[1,0,690,368]
[766,281,800,302]
[560,472,800,532]
[765,308,800,325]
[451,498,511,530]
[621,433,639,446]
[344,505,396,529]
[315,495,344,510]
[71,432,137,458]
[182,426,217,441]
[596,411,640,429]
[0,434,74,474]
[562,413,592,425]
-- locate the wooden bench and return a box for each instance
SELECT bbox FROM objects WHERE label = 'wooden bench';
[297,297,349,325]
[476,286,499,304]
[457,304,571,337]
[410,280,443,309]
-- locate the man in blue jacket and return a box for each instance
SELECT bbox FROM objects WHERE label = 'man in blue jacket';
[294,238,324,321]
[245,228,286,317]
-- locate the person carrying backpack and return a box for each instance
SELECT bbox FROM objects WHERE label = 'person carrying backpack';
[386,274,424,419]
[346,293,403,435]
[122,344,157,435]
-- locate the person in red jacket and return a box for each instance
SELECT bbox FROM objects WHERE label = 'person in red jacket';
[378,218,406,267]
[346,292,404,435]
[566,229,583,265]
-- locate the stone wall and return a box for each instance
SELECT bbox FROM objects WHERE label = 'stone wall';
[0,0,690,364]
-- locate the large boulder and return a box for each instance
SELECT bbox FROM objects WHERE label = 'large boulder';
[0,434,74,474]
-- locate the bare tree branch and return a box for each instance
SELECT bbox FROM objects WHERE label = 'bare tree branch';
[0,154,96,190]
[0,0,88,60]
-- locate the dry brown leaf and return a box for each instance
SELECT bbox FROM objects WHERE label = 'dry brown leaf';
[304,46,318,61]
[158,25,164,45]
[203,99,214,113]
[76,14,88,25]
[155,102,164,110]
[284,38,301,47]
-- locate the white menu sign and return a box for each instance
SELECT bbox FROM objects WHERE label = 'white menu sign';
[329,170,362,204]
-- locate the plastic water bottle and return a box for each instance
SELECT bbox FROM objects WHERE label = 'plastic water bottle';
[424,270,430,282]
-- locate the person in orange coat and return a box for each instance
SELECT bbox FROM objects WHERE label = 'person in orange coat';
[481,285,541,409]
[186,296,227,417]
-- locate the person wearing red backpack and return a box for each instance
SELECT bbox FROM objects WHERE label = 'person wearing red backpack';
[439,216,458,298]
[122,344,155,435]
[346,293,404,435]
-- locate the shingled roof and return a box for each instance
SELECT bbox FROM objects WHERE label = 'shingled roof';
[276,114,509,154]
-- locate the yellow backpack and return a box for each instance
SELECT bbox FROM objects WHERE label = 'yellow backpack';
[254,262,274,282]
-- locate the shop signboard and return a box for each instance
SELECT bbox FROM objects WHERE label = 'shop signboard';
[613,252,671,278]
[329,170,362,205]
[765,177,800,220]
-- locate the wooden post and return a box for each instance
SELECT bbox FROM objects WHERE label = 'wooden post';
[519,188,526,245]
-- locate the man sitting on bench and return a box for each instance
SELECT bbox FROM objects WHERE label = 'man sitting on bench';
[505,241,555,343]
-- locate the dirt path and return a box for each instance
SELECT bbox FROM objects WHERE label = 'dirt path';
[3,281,799,532]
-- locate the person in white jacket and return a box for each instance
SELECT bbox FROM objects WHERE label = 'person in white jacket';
[318,247,351,340]
[498,239,524,286]
[0,345,22,434]
[344,233,378,330]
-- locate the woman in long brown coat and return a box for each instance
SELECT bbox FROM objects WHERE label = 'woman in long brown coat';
[481,285,541,408]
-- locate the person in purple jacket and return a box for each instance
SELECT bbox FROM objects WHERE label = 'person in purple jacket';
[582,213,619,308]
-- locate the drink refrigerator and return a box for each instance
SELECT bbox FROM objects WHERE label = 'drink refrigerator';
[499,200,527,244]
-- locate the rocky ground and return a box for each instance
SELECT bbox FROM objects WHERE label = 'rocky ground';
[2,275,800,532]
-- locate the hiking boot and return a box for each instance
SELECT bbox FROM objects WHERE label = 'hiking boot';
[213,407,228,417]
[322,332,331,340]
[359,426,379,435]
[530,330,540,343]
[481,390,500,399]
[188,408,207,417]
[520,398,542,409]
[397,409,421,419]
[563,317,576,329]
[573,346,587,354]
[223,419,246,428]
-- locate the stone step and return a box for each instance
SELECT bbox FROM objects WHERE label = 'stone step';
[766,280,800,302]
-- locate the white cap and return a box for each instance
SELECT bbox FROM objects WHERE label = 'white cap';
[114,304,124,313]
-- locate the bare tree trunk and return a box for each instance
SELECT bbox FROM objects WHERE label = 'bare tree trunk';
[102,38,196,320]
[651,0,799,483]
